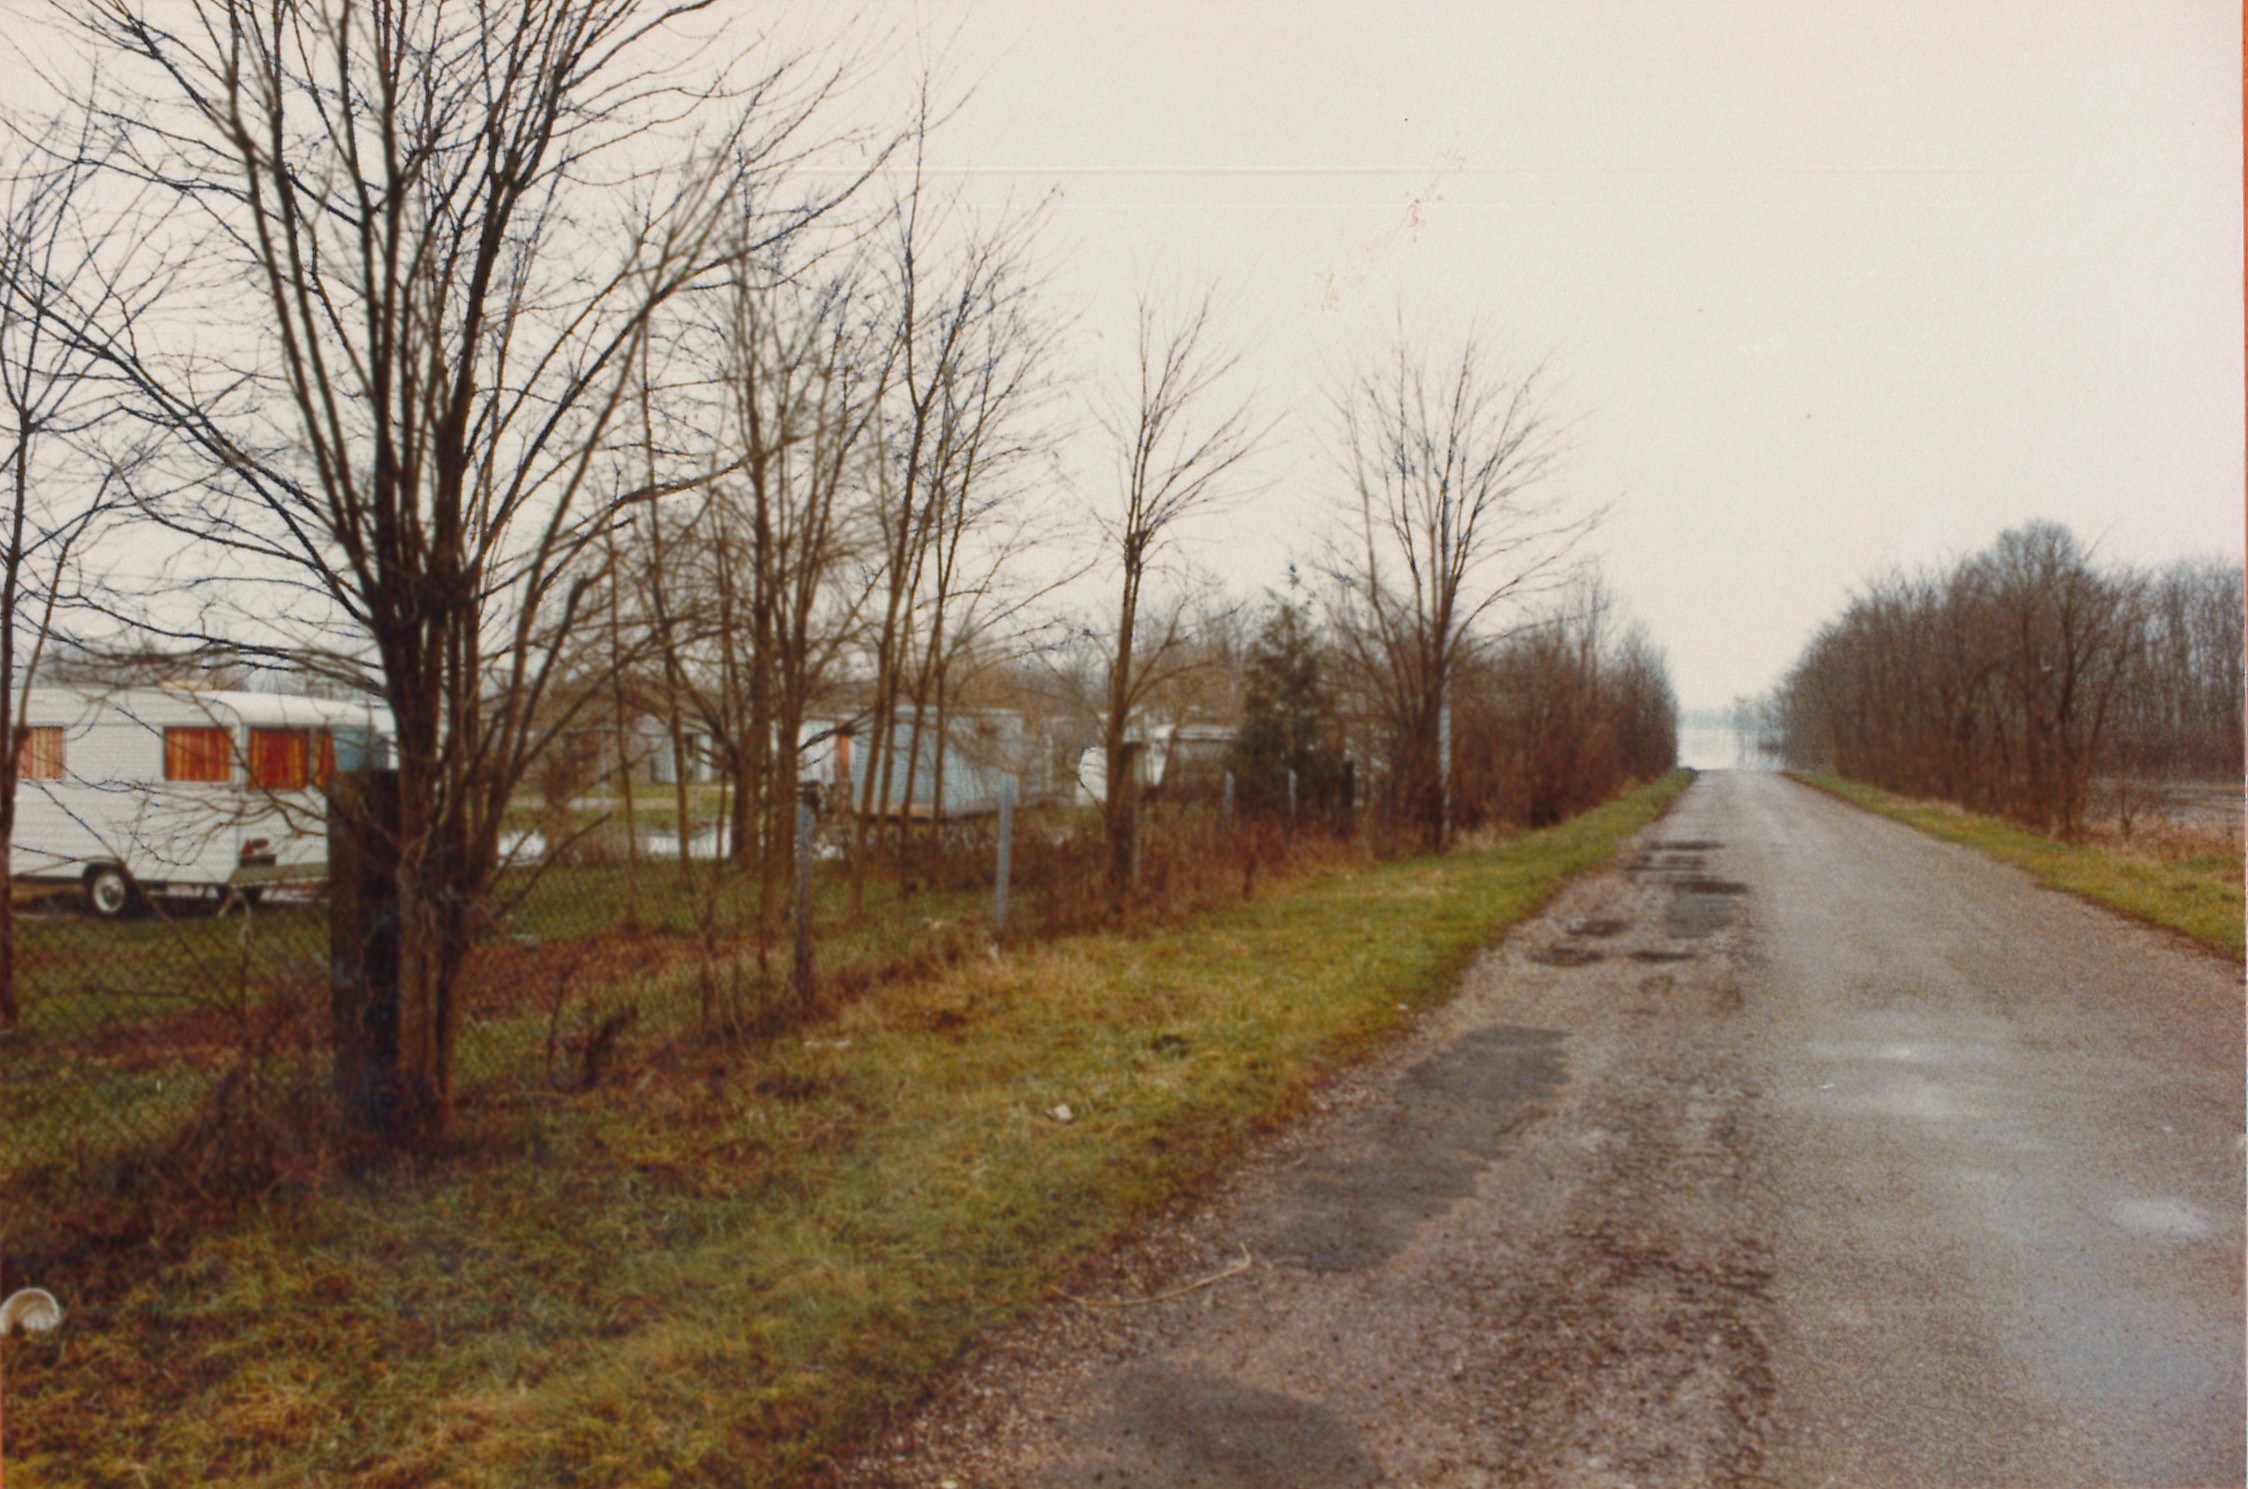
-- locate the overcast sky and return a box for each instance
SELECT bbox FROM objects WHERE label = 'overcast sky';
[887,1,2243,709]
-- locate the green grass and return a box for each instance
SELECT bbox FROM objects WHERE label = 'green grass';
[12,772,1689,1488]
[1791,771,2244,961]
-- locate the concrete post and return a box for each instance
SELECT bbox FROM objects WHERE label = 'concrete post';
[994,778,1016,935]
[1438,698,1453,848]
[793,785,817,1006]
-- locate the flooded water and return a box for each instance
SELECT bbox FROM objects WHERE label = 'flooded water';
[498,822,736,865]
[1677,724,1773,773]
[642,825,733,859]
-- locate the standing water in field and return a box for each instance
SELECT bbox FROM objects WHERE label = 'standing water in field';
[1675,713,1775,772]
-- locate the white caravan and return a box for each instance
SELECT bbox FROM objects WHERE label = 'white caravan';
[10,686,393,917]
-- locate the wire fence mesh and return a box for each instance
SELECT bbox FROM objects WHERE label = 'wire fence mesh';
[2,778,1375,1274]
[1,884,327,1186]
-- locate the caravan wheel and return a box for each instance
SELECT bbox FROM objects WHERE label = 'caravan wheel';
[86,865,137,920]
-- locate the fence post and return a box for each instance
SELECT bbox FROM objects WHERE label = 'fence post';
[329,769,402,1136]
[994,778,1015,935]
[1287,767,1299,838]
[1438,697,1453,849]
[793,785,817,1007]
[1222,770,1234,828]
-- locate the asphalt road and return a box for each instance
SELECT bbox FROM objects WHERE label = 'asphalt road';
[835,770,2245,1488]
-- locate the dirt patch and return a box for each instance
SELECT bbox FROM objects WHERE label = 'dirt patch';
[756,1070,846,1103]
[465,934,688,1016]
[44,983,323,1070]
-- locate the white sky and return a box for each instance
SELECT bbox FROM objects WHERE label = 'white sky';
[887,0,2243,709]
[5,4,2236,710]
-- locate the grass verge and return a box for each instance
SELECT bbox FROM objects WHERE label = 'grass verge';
[12,772,1689,1488]
[1790,771,2243,961]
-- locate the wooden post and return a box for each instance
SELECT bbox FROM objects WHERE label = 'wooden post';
[993,779,1015,935]
[328,770,402,1137]
[793,785,817,1007]
[1287,767,1299,838]
[1222,770,1234,828]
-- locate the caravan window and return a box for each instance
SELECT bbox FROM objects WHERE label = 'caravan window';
[247,728,311,791]
[165,727,233,783]
[245,728,336,791]
[16,727,62,781]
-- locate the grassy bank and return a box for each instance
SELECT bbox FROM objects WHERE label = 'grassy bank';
[13,772,1689,1488]
[1791,771,2243,961]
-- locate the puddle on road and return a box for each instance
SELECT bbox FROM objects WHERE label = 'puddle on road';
[1257,1025,1566,1272]
[1052,1365,1381,1489]
[1858,1079,1979,1123]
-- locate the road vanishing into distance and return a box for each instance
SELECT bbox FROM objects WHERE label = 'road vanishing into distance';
[834,770,2245,1489]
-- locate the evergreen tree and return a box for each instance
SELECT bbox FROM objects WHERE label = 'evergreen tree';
[1226,592,1341,816]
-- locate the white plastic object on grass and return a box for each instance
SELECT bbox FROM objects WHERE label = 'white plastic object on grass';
[1,1288,61,1335]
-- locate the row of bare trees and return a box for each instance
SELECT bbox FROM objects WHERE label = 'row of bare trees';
[1449,583,1678,831]
[0,0,1676,1145]
[1774,521,2243,837]
[1215,572,1681,843]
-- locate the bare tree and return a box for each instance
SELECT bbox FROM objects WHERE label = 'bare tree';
[0,124,137,1029]
[856,155,1056,869]
[1448,578,1676,830]
[1096,289,1263,905]
[54,0,884,1143]
[706,250,889,983]
[1326,328,1588,849]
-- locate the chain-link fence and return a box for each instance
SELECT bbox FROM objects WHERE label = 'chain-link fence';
[1,883,323,1161]
[2,773,1368,1276]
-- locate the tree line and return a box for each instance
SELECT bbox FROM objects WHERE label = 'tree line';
[0,0,1677,1143]
[1771,520,2242,837]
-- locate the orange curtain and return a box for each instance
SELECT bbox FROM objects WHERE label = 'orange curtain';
[164,727,234,783]
[16,727,63,781]
[247,729,310,791]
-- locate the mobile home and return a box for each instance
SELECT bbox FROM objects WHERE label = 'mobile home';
[11,686,393,916]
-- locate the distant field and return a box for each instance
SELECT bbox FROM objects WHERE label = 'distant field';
[1791,772,2244,962]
